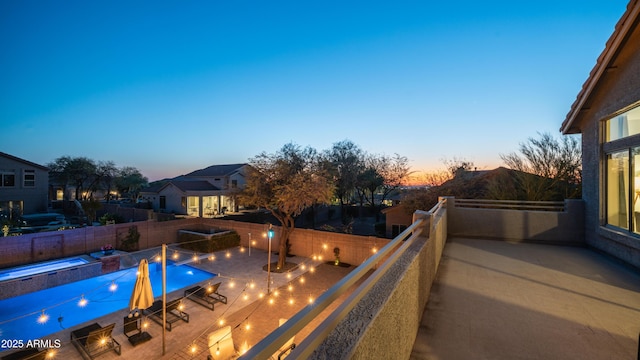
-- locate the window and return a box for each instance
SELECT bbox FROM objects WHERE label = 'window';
[0,170,15,187]
[160,196,166,209]
[604,104,640,234]
[231,179,238,188]
[23,170,35,187]
[605,105,640,141]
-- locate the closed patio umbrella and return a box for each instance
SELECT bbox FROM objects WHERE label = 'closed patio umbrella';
[129,259,154,314]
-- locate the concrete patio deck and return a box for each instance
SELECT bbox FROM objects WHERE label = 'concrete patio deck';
[411,237,640,360]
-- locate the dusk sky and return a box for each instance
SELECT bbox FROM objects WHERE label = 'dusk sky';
[1,1,630,182]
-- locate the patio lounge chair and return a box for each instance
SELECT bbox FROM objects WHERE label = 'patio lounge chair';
[270,318,296,360]
[207,325,238,360]
[1,347,49,360]
[123,316,152,346]
[184,282,228,310]
[143,298,189,331]
[70,322,121,360]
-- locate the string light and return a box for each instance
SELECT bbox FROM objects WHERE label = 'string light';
[322,244,328,250]
[309,267,315,273]
[229,281,235,288]
[245,323,251,331]
[37,310,49,324]
[258,292,265,299]
[208,254,216,261]
[372,247,378,254]
[78,295,88,307]
[299,276,305,284]
[215,345,220,356]
[301,264,306,270]
[225,251,231,258]
[308,295,315,304]
[249,281,256,289]
[219,319,225,326]
[190,343,197,354]
[243,292,249,301]
[172,251,179,260]
[192,254,198,262]
[109,281,118,292]
[155,255,161,262]
[288,298,294,305]
[287,284,293,292]
[239,246,245,253]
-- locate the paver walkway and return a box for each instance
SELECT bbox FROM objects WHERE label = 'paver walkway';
[411,237,640,360]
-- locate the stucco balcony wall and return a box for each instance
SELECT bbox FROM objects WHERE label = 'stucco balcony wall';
[446,198,585,245]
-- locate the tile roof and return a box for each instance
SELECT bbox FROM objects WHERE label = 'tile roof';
[0,151,49,171]
[561,0,640,134]
[183,163,247,177]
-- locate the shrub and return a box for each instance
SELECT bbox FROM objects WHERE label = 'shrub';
[177,230,241,253]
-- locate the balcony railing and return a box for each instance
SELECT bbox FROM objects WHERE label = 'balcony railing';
[239,198,449,359]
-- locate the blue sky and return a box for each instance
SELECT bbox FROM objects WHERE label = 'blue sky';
[1,1,630,182]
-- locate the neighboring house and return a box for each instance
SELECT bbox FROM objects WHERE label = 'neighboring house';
[139,163,249,217]
[561,0,640,268]
[382,204,410,238]
[0,152,49,217]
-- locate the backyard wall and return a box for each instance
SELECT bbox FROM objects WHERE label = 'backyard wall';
[0,218,387,269]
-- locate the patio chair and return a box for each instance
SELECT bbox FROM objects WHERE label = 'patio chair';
[143,298,189,331]
[1,347,49,360]
[184,282,228,310]
[70,322,121,360]
[207,325,238,360]
[270,318,296,360]
[123,316,152,346]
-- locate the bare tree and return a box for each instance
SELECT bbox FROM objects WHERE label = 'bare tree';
[322,140,364,223]
[500,132,582,200]
[241,143,334,269]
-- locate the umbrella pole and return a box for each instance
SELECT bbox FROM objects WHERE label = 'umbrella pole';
[162,244,167,355]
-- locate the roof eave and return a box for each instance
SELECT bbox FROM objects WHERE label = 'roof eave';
[561,0,640,134]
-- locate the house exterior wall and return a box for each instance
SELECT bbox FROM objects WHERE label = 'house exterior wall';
[0,154,48,215]
[158,184,187,214]
[575,12,640,269]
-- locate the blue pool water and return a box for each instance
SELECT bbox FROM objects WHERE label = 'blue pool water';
[0,258,90,282]
[0,262,215,342]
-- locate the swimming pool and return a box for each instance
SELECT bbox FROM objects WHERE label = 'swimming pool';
[0,261,216,343]
[0,258,91,282]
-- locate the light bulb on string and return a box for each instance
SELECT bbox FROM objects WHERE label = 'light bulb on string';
[109,281,118,292]
[78,295,88,307]
[37,310,49,324]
